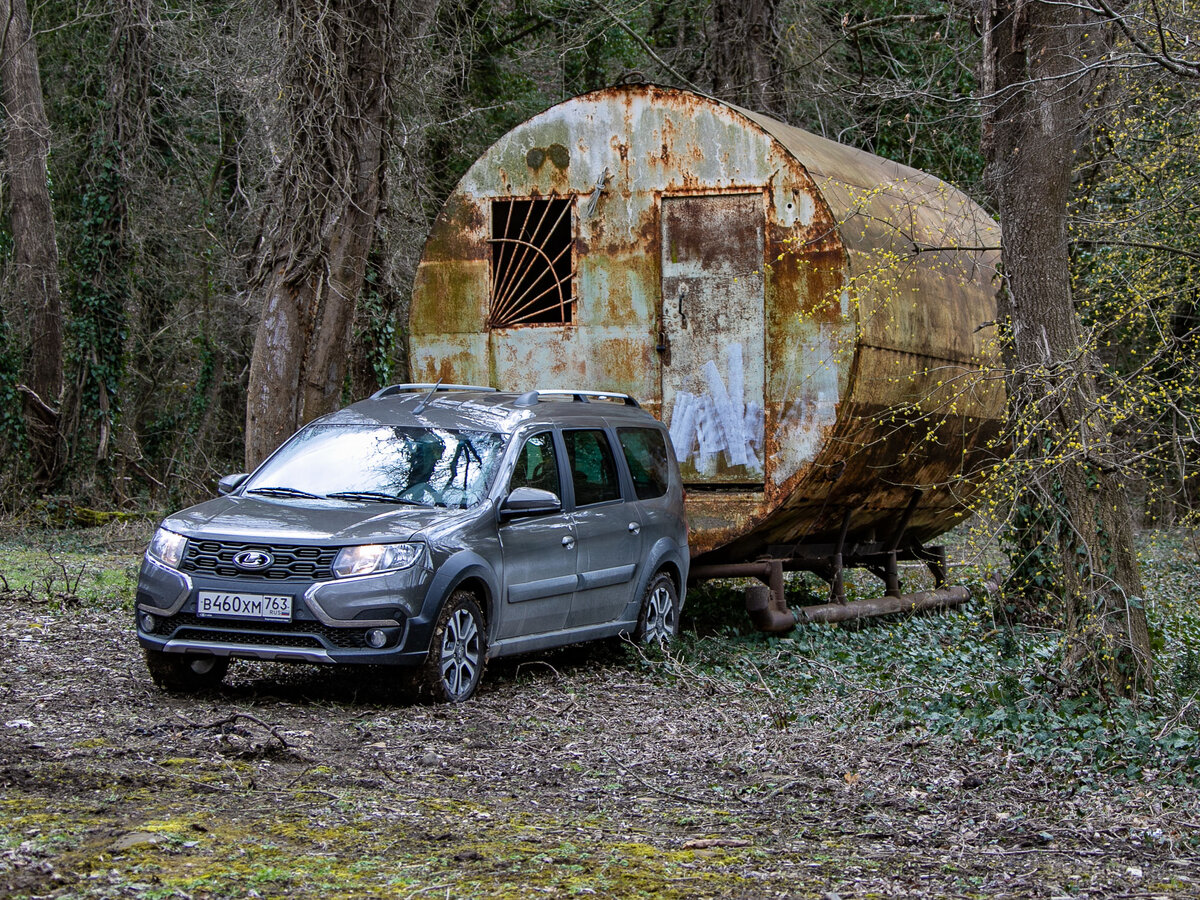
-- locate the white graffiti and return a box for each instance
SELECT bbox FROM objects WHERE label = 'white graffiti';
[668,343,765,476]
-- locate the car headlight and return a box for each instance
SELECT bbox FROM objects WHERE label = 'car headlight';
[147,527,187,569]
[332,543,424,578]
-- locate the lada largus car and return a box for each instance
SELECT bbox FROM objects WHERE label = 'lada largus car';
[135,384,689,702]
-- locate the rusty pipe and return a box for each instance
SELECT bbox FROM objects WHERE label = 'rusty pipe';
[795,585,971,625]
[690,562,776,583]
[694,563,971,633]
[744,584,799,633]
[692,561,798,634]
[745,583,970,632]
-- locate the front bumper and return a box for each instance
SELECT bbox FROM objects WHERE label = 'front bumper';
[134,556,435,666]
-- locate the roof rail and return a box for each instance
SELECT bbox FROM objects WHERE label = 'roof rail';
[370,383,497,401]
[513,389,641,408]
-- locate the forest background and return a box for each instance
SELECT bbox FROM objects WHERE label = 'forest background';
[0,0,1198,698]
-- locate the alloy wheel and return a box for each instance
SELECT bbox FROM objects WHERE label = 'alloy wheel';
[439,608,482,699]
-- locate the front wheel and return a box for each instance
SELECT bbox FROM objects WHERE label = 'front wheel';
[144,648,229,693]
[633,572,679,645]
[421,590,487,702]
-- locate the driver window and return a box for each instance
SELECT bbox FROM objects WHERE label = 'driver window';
[509,432,561,496]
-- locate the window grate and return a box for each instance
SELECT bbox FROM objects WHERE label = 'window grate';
[489,197,574,327]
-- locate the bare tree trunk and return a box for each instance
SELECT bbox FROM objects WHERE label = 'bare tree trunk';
[709,0,781,113]
[981,0,1153,697]
[245,0,431,468]
[1,0,62,482]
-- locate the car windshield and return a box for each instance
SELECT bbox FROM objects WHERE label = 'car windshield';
[242,425,507,508]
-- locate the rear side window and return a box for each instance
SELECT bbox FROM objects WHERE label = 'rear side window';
[564,429,621,507]
[617,427,671,500]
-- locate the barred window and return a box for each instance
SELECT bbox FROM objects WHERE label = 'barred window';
[489,197,573,327]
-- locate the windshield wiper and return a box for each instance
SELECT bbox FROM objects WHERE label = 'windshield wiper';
[326,490,422,505]
[246,486,322,499]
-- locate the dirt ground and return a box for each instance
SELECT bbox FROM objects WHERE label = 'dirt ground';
[2,590,1199,899]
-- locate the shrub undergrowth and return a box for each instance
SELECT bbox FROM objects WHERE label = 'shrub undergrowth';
[679,529,1200,783]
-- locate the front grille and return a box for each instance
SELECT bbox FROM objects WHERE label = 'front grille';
[163,612,370,649]
[181,540,338,582]
[176,627,327,649]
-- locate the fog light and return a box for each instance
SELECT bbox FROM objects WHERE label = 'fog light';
[365,628,388,649]
[140,612,157,633]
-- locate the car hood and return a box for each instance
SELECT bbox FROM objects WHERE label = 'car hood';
[162,495,480,545]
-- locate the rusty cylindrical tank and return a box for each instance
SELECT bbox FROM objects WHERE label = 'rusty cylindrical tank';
[408,85,1004,581]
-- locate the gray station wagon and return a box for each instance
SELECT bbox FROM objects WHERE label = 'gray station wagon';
[134,385,689,701]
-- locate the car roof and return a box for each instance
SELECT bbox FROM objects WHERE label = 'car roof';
[314,385,664,433]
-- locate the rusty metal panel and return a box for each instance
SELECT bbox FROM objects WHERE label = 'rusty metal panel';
[739,106,1003,366]
[661,193,766,484]
[409,260,488,337]
[409,333,490,386]
[487,325,659,404]
[488,325,585,389]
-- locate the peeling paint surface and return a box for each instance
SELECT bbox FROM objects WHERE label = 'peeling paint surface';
[410,85,1004,562]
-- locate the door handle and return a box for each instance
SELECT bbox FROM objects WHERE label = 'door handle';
[562,535,575,549]
[627,522,641,535]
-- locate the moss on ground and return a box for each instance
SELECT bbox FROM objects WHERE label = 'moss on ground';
[0,770,789,899]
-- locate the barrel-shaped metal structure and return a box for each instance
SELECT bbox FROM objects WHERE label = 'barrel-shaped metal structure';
[409,85,1004,564]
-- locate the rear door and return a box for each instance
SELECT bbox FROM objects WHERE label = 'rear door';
[562,427,642,628]
[615,424,675,558]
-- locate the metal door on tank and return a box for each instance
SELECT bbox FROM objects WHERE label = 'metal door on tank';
[660,193,767,485]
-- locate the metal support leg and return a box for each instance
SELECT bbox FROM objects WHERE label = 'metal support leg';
[927,546,947,587]
[831,554,844,604]
[831,510,852,604]
[884,550,901,598]
[768,559,784,609]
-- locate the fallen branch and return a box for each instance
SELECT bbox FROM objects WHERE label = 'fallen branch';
[175,710,294,749]
[602,748,724,807]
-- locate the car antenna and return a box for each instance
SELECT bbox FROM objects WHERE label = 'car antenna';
[413,378,443,414]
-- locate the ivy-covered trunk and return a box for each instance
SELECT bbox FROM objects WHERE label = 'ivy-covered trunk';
[1,0,63,483]
[981,0,1154,697]
[244,0,422,468]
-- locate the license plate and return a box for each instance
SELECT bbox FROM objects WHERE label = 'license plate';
[196,591,292,622]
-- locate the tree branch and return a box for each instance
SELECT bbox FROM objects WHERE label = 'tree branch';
[1072,237,1200,261]
[586,0,703,93]
[1082,0,1200,78]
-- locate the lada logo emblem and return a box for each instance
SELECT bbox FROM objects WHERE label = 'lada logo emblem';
[233,550,274,571]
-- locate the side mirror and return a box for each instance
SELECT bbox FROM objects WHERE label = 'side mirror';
[499,487,562,520]
[217,473,250,495]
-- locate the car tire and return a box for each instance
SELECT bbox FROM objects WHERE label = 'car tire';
[633,572,679,645]
[144,648,229,692]
[422,590,487,702]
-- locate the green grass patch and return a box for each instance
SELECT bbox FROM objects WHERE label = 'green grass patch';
[0,524,148,609]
